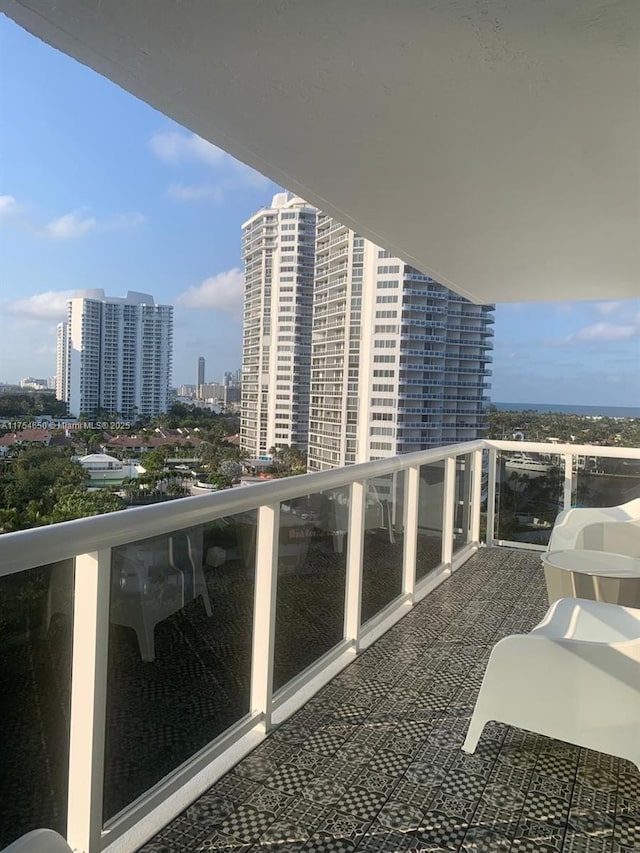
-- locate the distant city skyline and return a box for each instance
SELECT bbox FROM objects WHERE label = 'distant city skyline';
[1,16,638,406]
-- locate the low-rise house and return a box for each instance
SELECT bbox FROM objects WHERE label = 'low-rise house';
[0,428,52,456]
[77,453,143,485]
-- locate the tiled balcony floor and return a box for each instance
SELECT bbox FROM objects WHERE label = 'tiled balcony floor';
[140,548,640,853]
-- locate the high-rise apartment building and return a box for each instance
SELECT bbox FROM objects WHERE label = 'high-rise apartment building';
[308,216,494,469]
[240,192,316,458]
[57,289,173,418]
[240,204,494,468]
[56,322,68,402]
[197,356,205,393]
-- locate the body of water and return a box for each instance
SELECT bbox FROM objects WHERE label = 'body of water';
[493,402,640,418]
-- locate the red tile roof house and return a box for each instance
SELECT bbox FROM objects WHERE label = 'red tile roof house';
[104,434,205,453]
[0,428,52,456]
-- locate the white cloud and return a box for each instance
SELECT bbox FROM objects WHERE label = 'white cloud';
[43,209,145,239]
[167,183,225,203]
[176,268,244,317]
[232,161,271,189]
[569,322,639,343]
[44,211,97,239]
[0,195,18,218]
[150,130,271,194]
[107,211,146,229]
[6,289,76,321]
[149,131,227,166]
[594,301,624,317]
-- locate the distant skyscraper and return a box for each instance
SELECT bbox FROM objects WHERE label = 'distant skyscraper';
[240,192,316,458]
[57,289,173,418]
[197,356,205,390]
[307,217,494,469]
[56,322,68,402]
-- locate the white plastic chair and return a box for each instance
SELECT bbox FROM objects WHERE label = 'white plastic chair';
[462,597,640,770]
[1,829,72,852]
[548,497,640,554]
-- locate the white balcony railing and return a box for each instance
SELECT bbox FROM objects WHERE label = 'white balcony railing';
[0,439,639,853]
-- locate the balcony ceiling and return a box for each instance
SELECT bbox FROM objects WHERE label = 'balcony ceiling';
[3,0,639,304]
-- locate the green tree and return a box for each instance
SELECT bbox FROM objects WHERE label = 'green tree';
[49,486,125,523]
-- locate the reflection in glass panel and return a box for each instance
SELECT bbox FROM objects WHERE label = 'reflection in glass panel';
[574,455,640,510]
[416,462,444,580]
[453,454,473,554]
[361,472,405,625]
[273,488,348,692]
[105,513,256,822]
[495,451,564,546]
[0,560,74,848]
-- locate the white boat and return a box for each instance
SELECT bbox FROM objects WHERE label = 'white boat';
[504,453,551,475]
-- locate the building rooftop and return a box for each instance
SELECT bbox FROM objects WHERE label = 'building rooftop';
[137,548,639,853]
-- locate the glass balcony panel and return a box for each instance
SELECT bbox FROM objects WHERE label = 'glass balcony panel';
[273,488,348,692]
[0,559,74,848]
[417,462,445,578]
[104,513,256,822]
[495,451,564,546]
[453,454,473,554]
[361,471,405,624]
[573,455,640,509]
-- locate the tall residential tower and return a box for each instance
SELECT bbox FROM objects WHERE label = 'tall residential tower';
[308,216,494,469]
[57,290,173,418]
[240,192,316,458]
[240,204,494,469]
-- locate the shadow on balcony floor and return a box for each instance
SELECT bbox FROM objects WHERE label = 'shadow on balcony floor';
[140,548,640,853]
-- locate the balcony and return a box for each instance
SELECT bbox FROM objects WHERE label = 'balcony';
[1,440,639,852]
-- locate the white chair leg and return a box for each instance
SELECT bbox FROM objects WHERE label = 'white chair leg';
[462,713,489,754]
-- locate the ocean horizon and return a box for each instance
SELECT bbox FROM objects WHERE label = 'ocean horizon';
[493,401,640,418]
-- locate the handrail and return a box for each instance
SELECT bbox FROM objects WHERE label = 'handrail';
[1,438,638,575]
[0,440,484,576]
[485,439,640,459]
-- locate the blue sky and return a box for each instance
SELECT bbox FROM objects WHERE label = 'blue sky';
[1,16,638,406]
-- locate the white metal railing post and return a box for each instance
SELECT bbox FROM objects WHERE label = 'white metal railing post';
[402,466,419,601]
[563,453,574,511]
[486,448,498,547]
[470,449,483,544]
[66,549,111,853]
[250,503,280,732]
[344,481,366,650]
[441,456,456,566]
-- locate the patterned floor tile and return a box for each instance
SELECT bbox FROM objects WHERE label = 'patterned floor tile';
[243,785,292,815]
[562,833,613,853]
[265,763,315,795]
[617,769,640,805]
[259,819,310,846]
[334,787,389,822]
[461,825,512,851]
[315,808,371,840]
[376,800,425,831]
[357,828,416,853]
[469,801,520,839]
[613,807,640,850]
[414,809,470,850]
[185,795,235,828]
[216,805,276,843]
[567,803,615,838]
[367,750,413,778]
[301,776,347,805]
[133,550,637,853]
